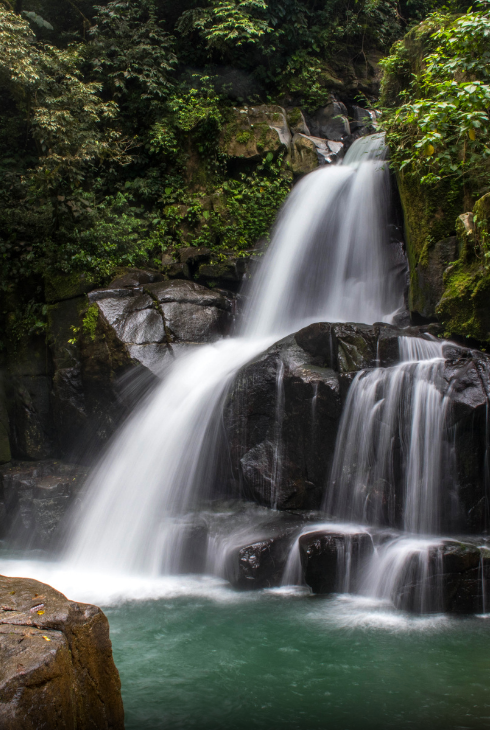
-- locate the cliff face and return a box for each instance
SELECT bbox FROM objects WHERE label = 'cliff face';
[0,575,124,730]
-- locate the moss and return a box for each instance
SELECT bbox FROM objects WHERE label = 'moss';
[396,168,463,314]
[436,192,490,342]
[82,304,99,342]
[287,107,302,127]
[236,131,252,144]
[44,271,97,304]
[437,261,490,341]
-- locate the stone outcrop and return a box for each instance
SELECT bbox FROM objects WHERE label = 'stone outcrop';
[0,575,124,729]
[223,321,490,531]
[0,460,87,551]
[396,540,490,614]
[221,101,376,178]
[3,270,238,462]
[299,530,374,594]
[224,514,306,589]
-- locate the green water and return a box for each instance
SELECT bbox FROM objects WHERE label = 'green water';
[105,586,490,730]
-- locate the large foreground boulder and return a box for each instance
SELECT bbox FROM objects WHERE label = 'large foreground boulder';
[0,575,124,729]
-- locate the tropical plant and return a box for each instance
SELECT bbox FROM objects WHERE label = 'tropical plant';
[381,8,490,192]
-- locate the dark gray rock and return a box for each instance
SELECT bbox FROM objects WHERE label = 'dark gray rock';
[396,540,490,613]
[224,515,305,589]
[414,237,459,320]
[0,460,87,549]
[225,336,342,510]
[306,102,350,141]
[299,530,374,594]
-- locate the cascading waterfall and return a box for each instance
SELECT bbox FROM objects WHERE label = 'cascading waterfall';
[66,132,403,575]
[326,336,449,533]
[280,334,461,612]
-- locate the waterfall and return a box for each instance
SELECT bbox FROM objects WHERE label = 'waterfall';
[66,133,402,575]
[326,336,448,534]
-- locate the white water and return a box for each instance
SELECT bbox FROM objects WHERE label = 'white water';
[63,133,402,576]
[326,335,448,534]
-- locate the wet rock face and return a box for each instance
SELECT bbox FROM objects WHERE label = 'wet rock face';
[225,516,305,590]
[0,461,86,551]
[224,321,490,529]
[396,541,490,614]
[0,575,124,730]
[225,335,342,510]
[299,530,374,594]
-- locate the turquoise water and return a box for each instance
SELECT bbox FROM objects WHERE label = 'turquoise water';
[104,584,490,730]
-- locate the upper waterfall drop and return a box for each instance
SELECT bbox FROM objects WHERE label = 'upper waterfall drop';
[65,133,406,575]
[242,132,404,338]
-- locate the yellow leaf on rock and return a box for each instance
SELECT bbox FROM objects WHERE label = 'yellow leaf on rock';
[37,610,45,615]
[42,635,51,641]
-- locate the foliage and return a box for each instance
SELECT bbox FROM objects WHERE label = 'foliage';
[89,0,177,102]
[158,156,291,252]
[176,0,271,58]
[381,8,490,193]
[0,0,464,351]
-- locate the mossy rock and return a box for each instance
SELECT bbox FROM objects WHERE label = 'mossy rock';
[47,297,87,370]
[289,134,319,176]
[220,105,291,160]
[396,169,462,316]
[437,193,490,342]
[45,271,97,304]
[437,262,490,342]
[380,18,441,109]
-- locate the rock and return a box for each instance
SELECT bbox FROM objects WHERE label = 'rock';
[145,280,234,343]
[286,108,310,135]
[44,271,96,304]
[225,335,342,510]
[414,236,458,320]
[306,101,350,141]
[289,133,319,176]
[0,575,124,729]
[299,530,374,594]
[178,247,212,266]
[220,105,291,160]
[225,515,304,589]
[396,541,490,613]
[350,106,378,134]
[289,134,344,173]
[332,323,378,372]
[108,267,163,289]
[0,460,87,549]
[196,254,250,289]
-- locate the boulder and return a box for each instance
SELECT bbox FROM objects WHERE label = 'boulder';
[306,101,350,141]
[224,514,305,589]
[225,335,342,510]
[44,271,96,304]
[396,541,490,613]
[413,236,458,320]
[145,280,234,343]
[299,530,374,594]
[220,105,292,160]
[0,575,124,729]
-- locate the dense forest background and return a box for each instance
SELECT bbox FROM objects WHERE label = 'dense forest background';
[0,0,467,349]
